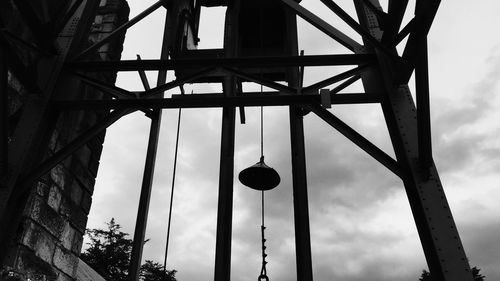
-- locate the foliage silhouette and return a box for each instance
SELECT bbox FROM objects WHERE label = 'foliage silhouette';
[80,218,176,281]
[418,266,485,281]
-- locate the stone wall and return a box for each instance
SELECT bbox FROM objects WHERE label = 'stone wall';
[2,0,129,280]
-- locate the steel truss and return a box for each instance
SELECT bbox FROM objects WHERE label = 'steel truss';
[1,0,474,280]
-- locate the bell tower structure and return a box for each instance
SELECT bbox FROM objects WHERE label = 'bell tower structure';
[1,0,474,280]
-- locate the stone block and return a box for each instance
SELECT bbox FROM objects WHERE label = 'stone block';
[53,247,78,277]
[75,145,92,168]
[59,197,88,234]
[59,196,72,220]
[100,23,116,33]
[88,156,100,178]
[70,158,95,194]
[56,271,74,281]
[48,129,60,151]
[50,164,67,190]
[102,14,118,23]
[71,232,83,255]
[88,136,104,156]
[81,191,92,214]
[36,181,50,198]
[60,223,75,251]
[27,196,66,238]
[91,23,103,33]
[69,178,83,205]
[98,44,110,53]
[94,15,103,24]
[21,220,57,264]
[60,222,84,254]
[70,206,88,234]
[48,184,62,212]
[16,246,58,281]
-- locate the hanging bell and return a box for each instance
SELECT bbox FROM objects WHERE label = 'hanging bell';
[239,156,280,191]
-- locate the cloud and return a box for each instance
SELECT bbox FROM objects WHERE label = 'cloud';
[433,44,500,174]
[83,2,500,281]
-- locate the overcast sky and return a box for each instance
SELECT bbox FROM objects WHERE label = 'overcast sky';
[84,0,500,280]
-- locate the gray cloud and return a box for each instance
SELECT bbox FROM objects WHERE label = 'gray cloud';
[84,2,500,281]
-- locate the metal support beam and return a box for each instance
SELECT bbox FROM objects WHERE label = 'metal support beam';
[307,103,401,177]
[301,64,369,94]
[52,0,85,38]
[222,67,297,94]
[12,0,54,53]
[128,110,161,281]
[136,55,151,91]
[72,0,166,61]
[415,34,432,174]
[285,8,313,281]
[392,18,414,47]
[66,54,375,72]
[319,0,393,57]
[214,79,236,281]
[143,67,216,97]
[382,0,409,44]
[1,44,7,178]
[22,108,133,193]
[354,0,472,279]
[289,105,313,281]
[128,7,171,280]
[398,0,441,83]
[0,0,101,266]
[214,3,237,279]
[330,74,361,94]
[70,71,136,99]
[381,86,473,281]
[279,0,362,52]
[0,32,41,93]
[52,93,382,110]
[214,108,235,281]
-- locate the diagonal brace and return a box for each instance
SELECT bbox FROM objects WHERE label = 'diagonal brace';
[330,74,361,94]
[70,71,135,99]
[320,0,394,58]
[21,108,135,186]
[222,67,297,94]
[142,67,217,97]
[302,64,369,94]
[72,0,166,61]
[307,103,401,177]
[279,0,362,52]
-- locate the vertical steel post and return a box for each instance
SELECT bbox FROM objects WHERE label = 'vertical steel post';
[128,6,171,280]
[354,0,473,280]
[214,91,236,281]
[415,34,432,172]
[214,2,238,280]
[1,43,7,178]
[289,108,313,281]
[286,7,314,281]
[128,110,162,281]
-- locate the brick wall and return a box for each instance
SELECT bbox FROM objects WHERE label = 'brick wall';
[2,0,129,280]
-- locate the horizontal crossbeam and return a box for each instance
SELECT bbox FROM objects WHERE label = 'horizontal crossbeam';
[52,93,383,110]
[66,54,376,72]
